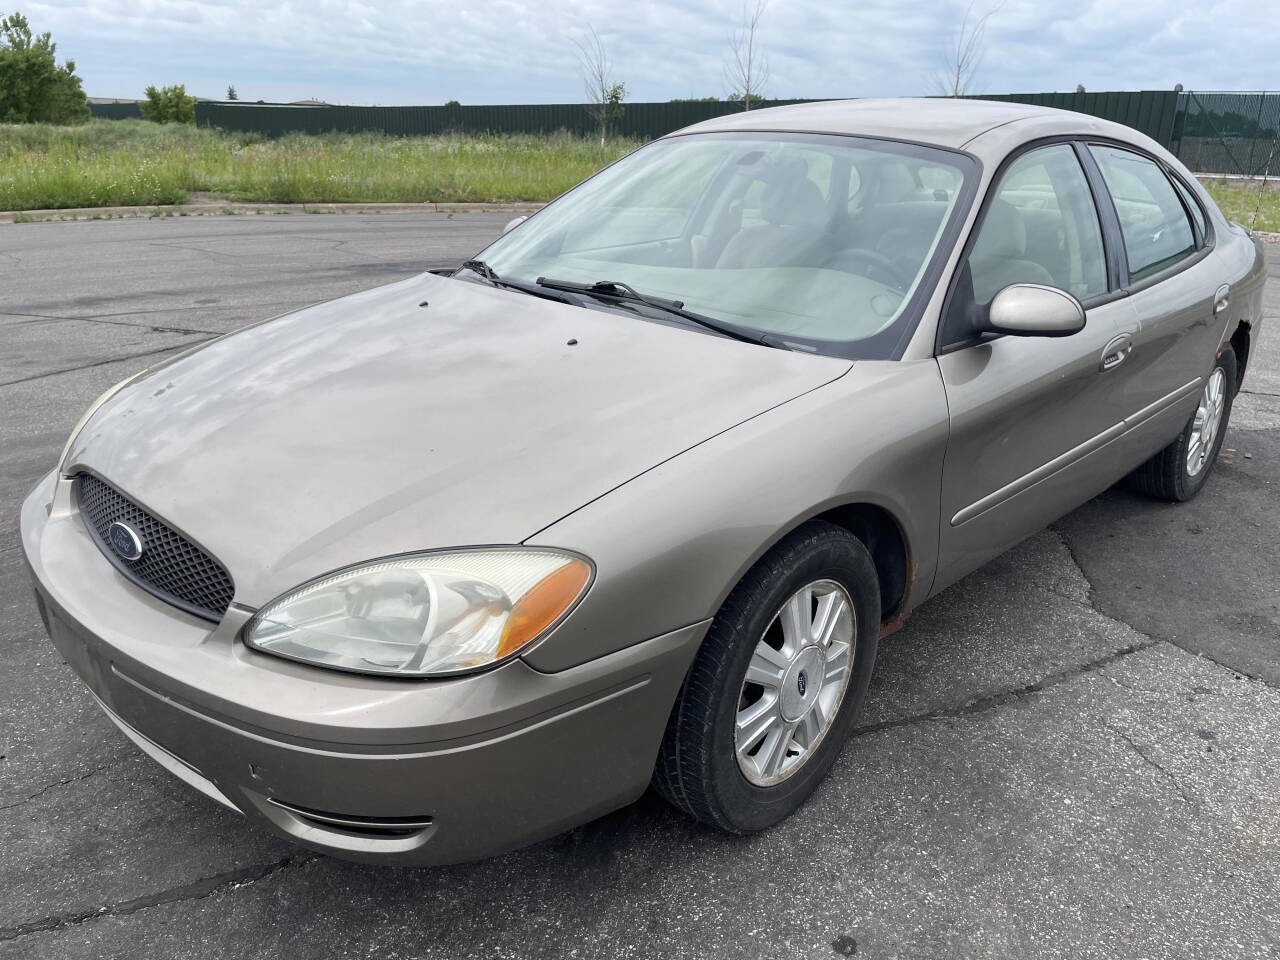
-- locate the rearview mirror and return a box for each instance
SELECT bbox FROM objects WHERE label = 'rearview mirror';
[503,215,527,234]
[987,284,1085,338]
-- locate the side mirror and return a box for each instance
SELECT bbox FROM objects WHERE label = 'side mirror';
[503,215,527,235]
[987,283,1085,337]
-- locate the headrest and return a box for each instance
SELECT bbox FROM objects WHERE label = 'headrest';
[971,199,1026,260]
[876,162,917,204]
[763,176,827,226]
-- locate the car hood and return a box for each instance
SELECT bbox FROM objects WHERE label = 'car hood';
[68,273,850,607]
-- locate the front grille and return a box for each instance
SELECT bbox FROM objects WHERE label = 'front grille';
[76,473,235,622]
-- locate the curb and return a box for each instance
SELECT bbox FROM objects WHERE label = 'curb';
[3,198,1274,242]
[0,200,545,225]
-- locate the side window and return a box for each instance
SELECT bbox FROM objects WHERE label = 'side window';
[968,144,1108,305]
[1170,174,1207,245]
[1088,145,1197,282]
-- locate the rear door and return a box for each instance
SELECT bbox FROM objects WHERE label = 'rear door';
[933,141,1138,593]
[1084,144,1224,460]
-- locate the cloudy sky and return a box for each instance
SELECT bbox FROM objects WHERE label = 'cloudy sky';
[26,0,1280,104]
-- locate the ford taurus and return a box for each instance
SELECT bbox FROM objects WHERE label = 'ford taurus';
[21,99,1266,864]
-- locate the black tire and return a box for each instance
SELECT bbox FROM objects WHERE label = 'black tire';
[1129,346,1238,502]
[653,521,880,833]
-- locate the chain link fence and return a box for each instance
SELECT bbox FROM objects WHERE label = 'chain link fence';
[1173,91,1280,177]
[1172,91,1280,232]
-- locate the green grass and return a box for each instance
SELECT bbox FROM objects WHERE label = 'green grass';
[0,119,640,210]
[7,122,1279,234]
[1201,178,1280,233]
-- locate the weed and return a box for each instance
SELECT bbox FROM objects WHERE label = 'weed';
[1202,179,1280,233]
[0,119,639,210]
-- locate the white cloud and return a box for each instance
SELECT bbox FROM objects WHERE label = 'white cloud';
[26,0,1280,103]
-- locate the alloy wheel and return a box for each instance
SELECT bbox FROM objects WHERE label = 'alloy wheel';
[734,579,855,786]
[1187,366,1228,478]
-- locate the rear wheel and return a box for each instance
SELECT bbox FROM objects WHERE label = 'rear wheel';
[653,521,880,832]
[1130,347,1237,502]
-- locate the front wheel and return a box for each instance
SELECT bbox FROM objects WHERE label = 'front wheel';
[1130,346,1237,502]
[653,521,880,833]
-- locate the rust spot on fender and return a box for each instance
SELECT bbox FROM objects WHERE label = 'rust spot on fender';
[879,562,918,639]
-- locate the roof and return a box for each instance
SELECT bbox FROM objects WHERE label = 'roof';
[673,98,1095,149]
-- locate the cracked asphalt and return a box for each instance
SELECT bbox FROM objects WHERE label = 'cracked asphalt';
[1,215,1277,960]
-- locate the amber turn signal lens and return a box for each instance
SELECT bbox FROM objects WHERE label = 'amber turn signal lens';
[497,558,591,658]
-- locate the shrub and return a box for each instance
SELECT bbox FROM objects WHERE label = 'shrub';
[140,84,197,124]
[0,12,89,124]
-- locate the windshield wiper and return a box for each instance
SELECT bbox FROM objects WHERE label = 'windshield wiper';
[453,260,578,305]
[534,277,775,347]
[457,259,500,282]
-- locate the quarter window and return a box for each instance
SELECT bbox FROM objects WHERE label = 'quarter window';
[967,144,1108,305]
[1170,174,1207,245]
[1089,145,1197,282]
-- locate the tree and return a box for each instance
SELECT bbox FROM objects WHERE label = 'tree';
[226,84,238,100]
[935,1,1000,97]
[1075,83,1086,94]
[0,12,89,123]
[723,0,769,110]
[139,83,197,124]
[573,25,625,145]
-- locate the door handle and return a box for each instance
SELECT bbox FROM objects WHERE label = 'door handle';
[1214,284,1230,316]
[1100,334,1133,372]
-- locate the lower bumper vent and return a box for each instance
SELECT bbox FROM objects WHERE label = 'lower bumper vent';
[266,798,434,838]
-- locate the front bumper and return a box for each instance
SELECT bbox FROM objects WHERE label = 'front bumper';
[21,474,705,865]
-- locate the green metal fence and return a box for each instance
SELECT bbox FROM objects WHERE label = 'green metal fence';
[91,91,1184,147]
[84,91,1277,176]
[978,90,1182,147]
[182,99,817,139]
[1171,91,1280,178]
[88,102,143,120]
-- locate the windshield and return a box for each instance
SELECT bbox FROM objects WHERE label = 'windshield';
[479,131,977,359]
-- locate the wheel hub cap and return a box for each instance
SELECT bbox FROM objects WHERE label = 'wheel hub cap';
[734,579,856,786]
[1187,367,1227,478]
[780,646,825,721]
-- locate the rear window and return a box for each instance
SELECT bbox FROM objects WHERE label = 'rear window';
[1089,145,1197,282]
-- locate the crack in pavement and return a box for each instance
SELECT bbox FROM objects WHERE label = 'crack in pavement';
[1103,722,1201,809]
[1177,646,1279,690]
[853,638,1162,738]
[1051,525,1280,691]
[0,853,319,943]
[0,341,210,388]
[0,763,117,811]
[853,521,1240,738]
[145,239,245,266]
[5,311,224,336]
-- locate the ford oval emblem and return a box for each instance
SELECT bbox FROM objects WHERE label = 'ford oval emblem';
[796,670,807,697]
[107,521,144,561]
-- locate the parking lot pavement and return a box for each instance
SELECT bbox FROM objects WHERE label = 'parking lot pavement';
[1,216,1276,959]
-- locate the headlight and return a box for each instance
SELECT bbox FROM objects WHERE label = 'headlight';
[244,549,592,677]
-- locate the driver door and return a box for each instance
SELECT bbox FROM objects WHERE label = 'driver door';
[933,142,1138,593]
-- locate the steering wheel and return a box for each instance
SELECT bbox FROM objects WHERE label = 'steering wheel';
[820,247,910,290]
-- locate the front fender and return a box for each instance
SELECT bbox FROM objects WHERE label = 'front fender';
[522,359,950,672]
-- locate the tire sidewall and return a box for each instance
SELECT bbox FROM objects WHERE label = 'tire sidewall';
[704,529,880,832]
